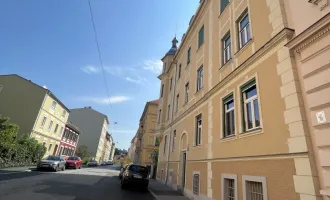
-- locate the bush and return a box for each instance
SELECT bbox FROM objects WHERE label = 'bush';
[0,116,46,168]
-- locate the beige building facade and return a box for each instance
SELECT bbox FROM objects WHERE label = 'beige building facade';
[285,1,330,199]
[134,100,160,167]
[154,0,327,200]
[0,74,69,157]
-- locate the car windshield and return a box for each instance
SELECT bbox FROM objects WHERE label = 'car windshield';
[68,157,79,160]
[46,156,60,161]
[129,165,148,175]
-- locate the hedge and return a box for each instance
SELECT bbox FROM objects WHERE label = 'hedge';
[0,116,46,168]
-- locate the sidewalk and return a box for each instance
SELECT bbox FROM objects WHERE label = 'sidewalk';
[0,166,36,174]
[148,179,190,200]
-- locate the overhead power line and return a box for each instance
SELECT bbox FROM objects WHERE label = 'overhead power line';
[88,0,112,108]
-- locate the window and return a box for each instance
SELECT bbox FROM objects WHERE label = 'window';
[221,0,230,12]
[242,80,260,131]
[47,121,53,132]
[239,13,251,48]
[178,64,182,79]
[62,110,66,117]
[187,47,191,65]
[155,137,160,146]
[198,25,204,48]
[176,94,179,112]
[195,114,202,146]
[59,146,63,155]
[48,144,52,152]
[158,110,162,124]
[222,174,237,200]
[170,77,173,91]
[193,173,200,195]
[223,95,235,137]
[242,175,267,200]
[40,116,47,128]
[172,130,176,152]
[160,84,164,97]
[185,83,189,103]
[164,135,167,154]
[51,101,57,110]
[59,127,64,136]
[167,105,171,120]
[197,66,204,91]
[54,124,59,134]
[223,33,232,64]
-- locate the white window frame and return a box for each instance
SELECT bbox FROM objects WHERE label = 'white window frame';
[172,130,176,152]
[47,120,53,132]
[195,114,202,146]
[243,83,260,131]
[185,83,189,103]
[224,96,235,137]
[239,13,251,49]
[40,116,47,128]
[192,171,200,195]
[221,174,238,200]
[51,101,57,110]
[197,66,203,91]
[223,33,232,64]
[242,175,268,200]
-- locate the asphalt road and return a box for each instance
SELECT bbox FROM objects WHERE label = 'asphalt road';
[0,165,155,200]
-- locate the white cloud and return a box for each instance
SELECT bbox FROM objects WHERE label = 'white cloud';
[81,65,101,74]
[125,76,148,85]
[78,96,130,105]
[142,60,163,74]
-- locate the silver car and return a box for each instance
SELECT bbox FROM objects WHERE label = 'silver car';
[37,155,66,171]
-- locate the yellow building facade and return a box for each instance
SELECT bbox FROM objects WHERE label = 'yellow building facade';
[154,1,322,200]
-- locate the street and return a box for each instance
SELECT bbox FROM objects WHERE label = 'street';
[0,165,155,200]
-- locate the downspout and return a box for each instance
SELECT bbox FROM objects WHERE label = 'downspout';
[166,60,178,185]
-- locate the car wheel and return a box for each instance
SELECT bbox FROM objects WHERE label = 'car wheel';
[54,166,59,172]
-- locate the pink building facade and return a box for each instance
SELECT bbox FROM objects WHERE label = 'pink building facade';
[285,1,330,199]
[58,122,80,157]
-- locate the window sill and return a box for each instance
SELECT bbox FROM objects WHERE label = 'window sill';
[220,134,237,142]
[235,38,253,57]
[220,58,233,70]
[195,88,204,95]
[196,43,204,52]
[239,128,263,138]
[192,145,202,149]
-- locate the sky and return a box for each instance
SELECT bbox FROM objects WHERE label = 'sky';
[0,0,200,150]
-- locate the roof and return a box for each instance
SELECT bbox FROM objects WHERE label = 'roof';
[66,121,81,134]
[149,99,159,104]
[139,99,159,122]
[70,107,110,124]
[0,74,70,112]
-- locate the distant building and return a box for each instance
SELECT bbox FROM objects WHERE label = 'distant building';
[68,107,110,163]
[58,121,81,157]
[0,74,69,157]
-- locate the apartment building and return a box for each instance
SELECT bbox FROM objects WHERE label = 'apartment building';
[134,100,160,168]
[154,1,325,200]
[284,1,330,199]
[0,74,69,157]
[58,122,80,157]
[68,107,110,163]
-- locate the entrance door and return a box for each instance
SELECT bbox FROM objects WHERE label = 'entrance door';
[181,152,187,189]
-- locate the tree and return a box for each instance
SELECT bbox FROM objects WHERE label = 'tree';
[75,145,89,159]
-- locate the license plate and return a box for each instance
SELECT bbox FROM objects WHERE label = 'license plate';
[70,164,74,166]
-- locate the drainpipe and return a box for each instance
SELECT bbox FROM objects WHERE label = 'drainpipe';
[166,60,178,185]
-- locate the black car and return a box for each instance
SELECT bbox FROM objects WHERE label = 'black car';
[120,164,149,190]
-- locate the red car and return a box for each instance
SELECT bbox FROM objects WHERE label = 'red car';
[65,156,82,169]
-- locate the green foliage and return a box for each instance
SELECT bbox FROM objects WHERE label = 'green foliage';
[0,116,46,168]
[151,150,159,165]
[75,145,89,159]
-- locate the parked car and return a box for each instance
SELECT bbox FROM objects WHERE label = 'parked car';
[106,161,113,165]
[120,164,149,190]
[65,156,82,169]
[119,164,128,179]
[87,160,98,167]
[37,155,66,171]
[101,161,107,166]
